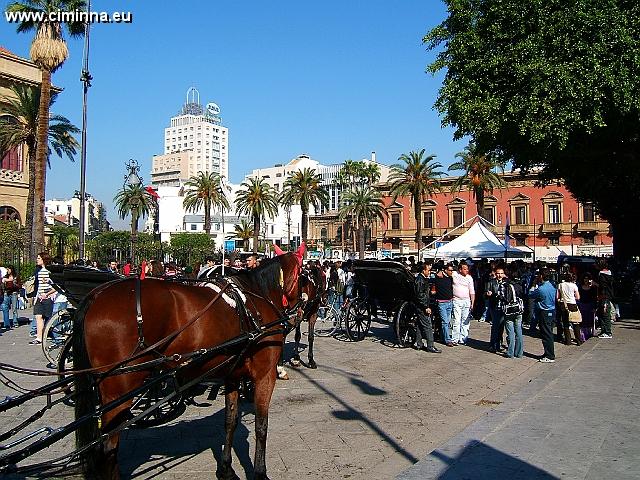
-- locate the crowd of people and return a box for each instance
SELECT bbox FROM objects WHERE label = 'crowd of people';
[0,251,623,364]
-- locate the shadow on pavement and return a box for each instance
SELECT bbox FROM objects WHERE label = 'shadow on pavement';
[400,440,559,479]
[120,399,255,479]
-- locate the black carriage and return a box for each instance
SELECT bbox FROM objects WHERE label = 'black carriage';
[350,259,424,347]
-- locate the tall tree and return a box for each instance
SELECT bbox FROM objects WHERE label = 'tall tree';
[282,167,329,252]
[234,177,278,253]
[278,186,296,249]
[424,0,640,257]
[182,171,230,235]
[338,186,387,259]
[7,0,86,253]
[0,85,79,259]
[388,149,443,251]
[113,184,154,260]
[448,142,506,218]
[233,219,253,251]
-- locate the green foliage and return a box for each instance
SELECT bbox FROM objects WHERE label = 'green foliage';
[0,221,25,264]
[167,233,215,266]
[424,0,640,256]
[234,177,278,253]
[339,186,387,258]
[182,172,230,234]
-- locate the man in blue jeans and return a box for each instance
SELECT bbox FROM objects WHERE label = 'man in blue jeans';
[530,268,557,363]
[433,263,455,347]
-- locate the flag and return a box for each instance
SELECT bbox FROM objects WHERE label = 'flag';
[504,211,510,249]
[145,186,160,199]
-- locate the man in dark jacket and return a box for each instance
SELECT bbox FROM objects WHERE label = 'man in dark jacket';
[596,258,615,338]
[414,261,441,353]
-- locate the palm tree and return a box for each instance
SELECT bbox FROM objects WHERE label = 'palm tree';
[182,172,230,235]
[49,224,78,262]
[7,0,86,253]
[234,177,278,253]
[339,186,387,259]
[0,85,79,259]
[278,186,297,249]
[448,142,507,219]
[282,167,329,252]
[389,149,443,251]
[113,184,154,261]
[233,219,253,251]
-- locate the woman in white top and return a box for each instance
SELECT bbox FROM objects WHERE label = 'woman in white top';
[557,272,582,346]
[31,252,55,345]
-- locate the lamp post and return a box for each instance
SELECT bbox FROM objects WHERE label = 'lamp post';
[124,159,142,267]
[78,0,92,261]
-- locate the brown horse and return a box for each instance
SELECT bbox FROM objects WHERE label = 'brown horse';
[73,246,305,480]
[289,264,325,369]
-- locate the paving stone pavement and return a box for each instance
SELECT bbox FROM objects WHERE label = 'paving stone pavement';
[397,317,640,480]
[1,309,632,479]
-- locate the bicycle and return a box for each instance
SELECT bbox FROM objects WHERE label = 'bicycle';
[42,306,74,365]
[315,288,371,341]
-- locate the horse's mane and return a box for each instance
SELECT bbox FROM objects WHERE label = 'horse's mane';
[230,255,288,293]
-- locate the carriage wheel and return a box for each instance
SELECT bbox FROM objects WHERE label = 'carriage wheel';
[395,301,418,348]
[345,299,371,342]
[315,304,339,337]
[42,308,74,366]
[57,337,75,407]
[130,376,186,428]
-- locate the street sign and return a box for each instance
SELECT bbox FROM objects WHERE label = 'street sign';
[224,240,235,252]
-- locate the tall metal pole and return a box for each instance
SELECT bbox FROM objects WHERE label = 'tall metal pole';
[78,0,92,261]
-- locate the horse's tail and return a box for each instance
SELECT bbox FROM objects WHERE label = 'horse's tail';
[73,295,102,477]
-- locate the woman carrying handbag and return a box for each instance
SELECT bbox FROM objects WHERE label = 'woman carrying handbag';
[557,273,583,345]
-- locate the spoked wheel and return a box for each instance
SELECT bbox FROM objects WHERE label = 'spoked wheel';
[395,301,418,348]
[315,304,339,337]
[57,337,75,406]
[42,307,74,365]
[345,299,371,341]
[130,375,186,428]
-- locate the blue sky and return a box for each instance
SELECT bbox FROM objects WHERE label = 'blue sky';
[1,0,465,228]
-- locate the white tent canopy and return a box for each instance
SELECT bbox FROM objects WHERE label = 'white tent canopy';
[422,219,531,259]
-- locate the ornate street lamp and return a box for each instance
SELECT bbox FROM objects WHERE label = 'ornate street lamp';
[124,159,142,267]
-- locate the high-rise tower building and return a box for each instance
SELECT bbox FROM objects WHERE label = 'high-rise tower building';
[151,87,228,186]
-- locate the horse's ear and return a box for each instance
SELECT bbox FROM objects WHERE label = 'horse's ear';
[273,244,285,256]
[294,242,306,265]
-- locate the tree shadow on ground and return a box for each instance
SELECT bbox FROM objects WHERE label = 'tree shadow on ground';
[398,440,560,479]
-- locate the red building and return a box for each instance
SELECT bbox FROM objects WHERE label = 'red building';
[379,171,612,260]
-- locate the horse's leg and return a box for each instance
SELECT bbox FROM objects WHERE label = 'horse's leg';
[291,323,302,367]
[217,382,241,480]
[307,314,317,369]
[253,368,276,480]
[276,334,289,380]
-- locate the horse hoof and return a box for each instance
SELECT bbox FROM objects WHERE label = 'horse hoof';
[308,360,317,369]
[276,366,289,380]
[290,358,301,368]
[216,467,240,480]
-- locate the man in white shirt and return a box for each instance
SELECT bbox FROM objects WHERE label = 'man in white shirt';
[451,261,475,345]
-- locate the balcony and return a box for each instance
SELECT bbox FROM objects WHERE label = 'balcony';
[576,221,609,233]
[0,168,26,183]
[540,222,565,234]
[509,224,533,235]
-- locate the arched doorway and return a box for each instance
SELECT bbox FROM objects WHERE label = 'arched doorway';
[0,206,21,223]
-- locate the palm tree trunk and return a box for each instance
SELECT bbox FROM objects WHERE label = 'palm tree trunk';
[25,145,36,261]
[414,194,422,252]
[476,188,485,218]
[351,217,357,253]
[358,224,365,259]
[33,68,52,254]
[286,207,291,249]
[253,215,259,253]
[204,200,211,235]
[301,207,308,248]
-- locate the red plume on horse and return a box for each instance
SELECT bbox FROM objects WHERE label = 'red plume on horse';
[73,246,306,479]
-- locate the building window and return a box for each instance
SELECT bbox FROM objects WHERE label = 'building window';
[423,211,434,229]
[548,204,561,224]
[452,208,464,228]
[190,224,197,231]
[320,228,328,240]
[482,207,495,225]
[515,206,527,225]
[583,235,595,245]
[582,203,595,222]
[549,236,560,246]
[0,206,20,223]
[515,236,527,246]
[0,146,21,171]
[336,226,342,241]
[391,213,400,230]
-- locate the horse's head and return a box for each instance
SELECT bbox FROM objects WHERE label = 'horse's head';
[274,243,305,307]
